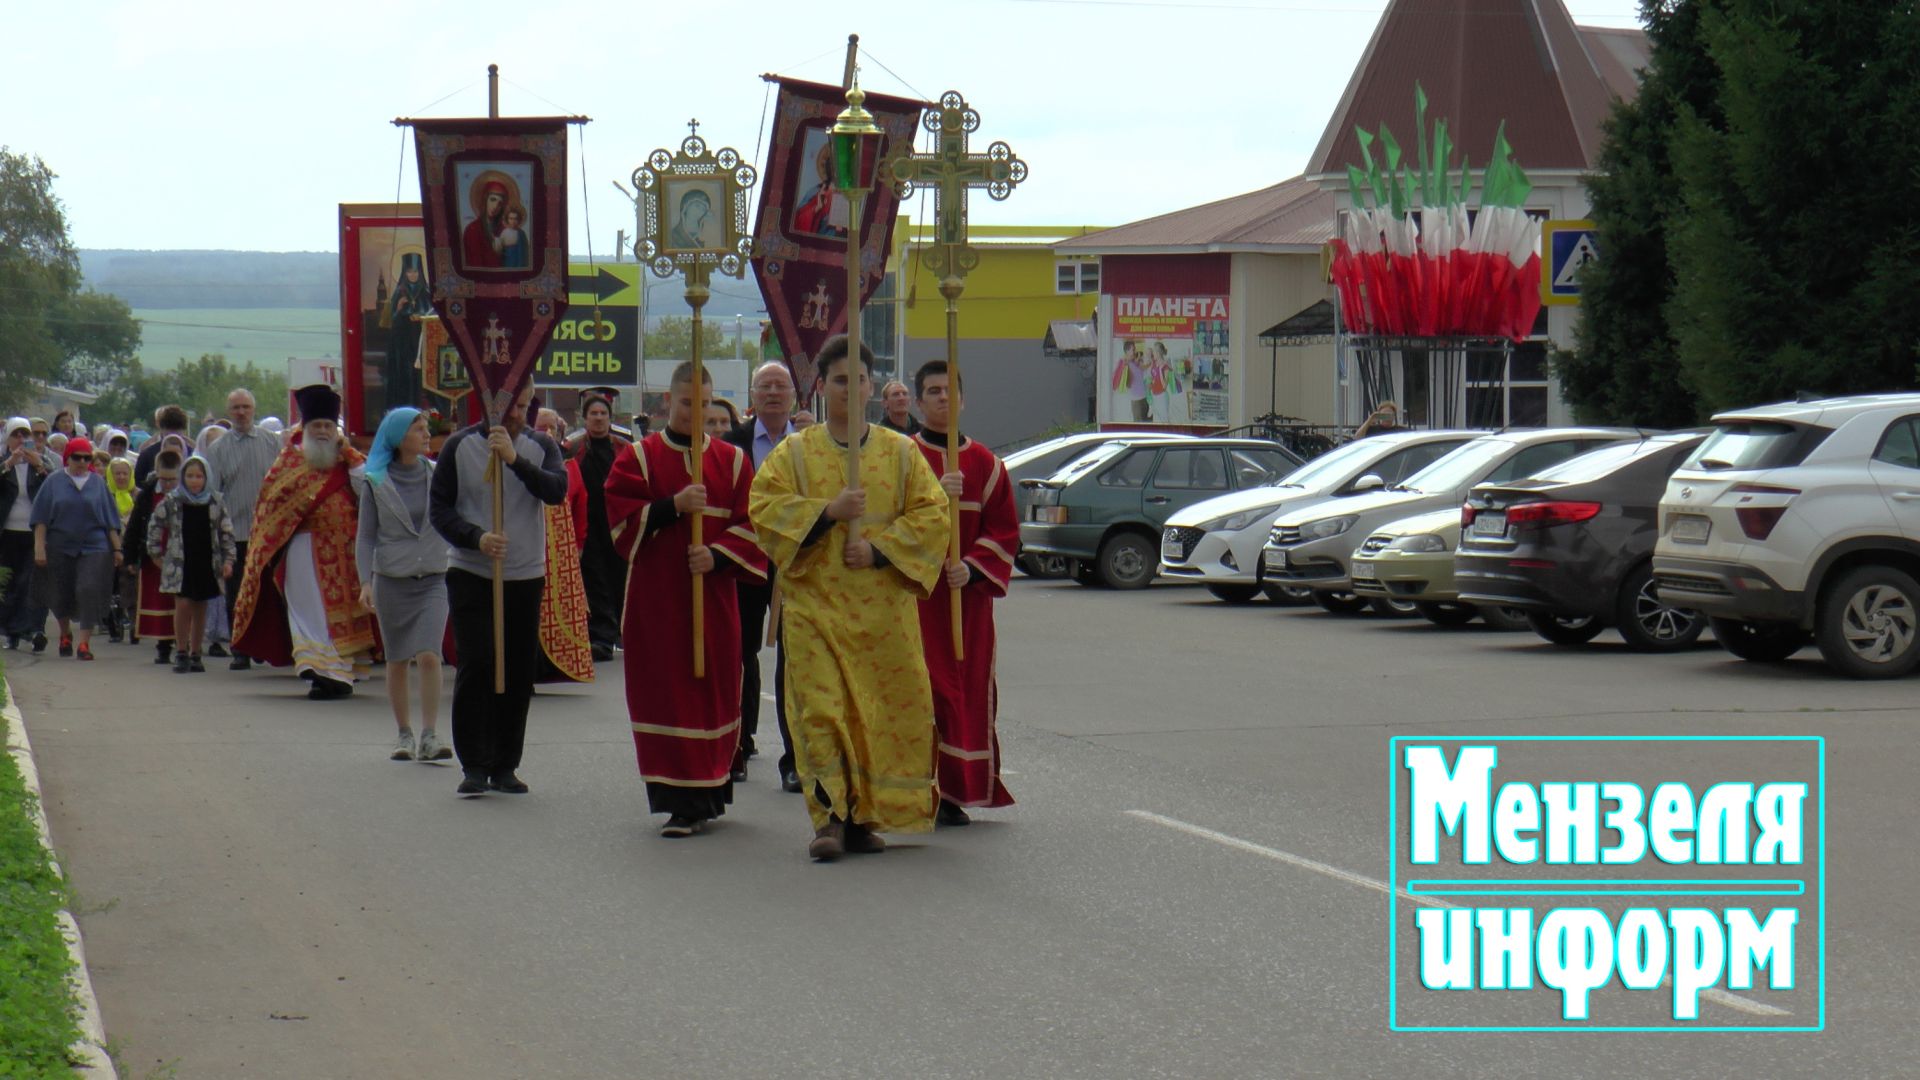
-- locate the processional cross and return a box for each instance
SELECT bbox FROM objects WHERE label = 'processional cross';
[886,91,1027,660]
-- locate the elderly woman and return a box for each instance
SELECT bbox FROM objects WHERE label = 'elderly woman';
[356,407,452,761]
[29,437,123,660]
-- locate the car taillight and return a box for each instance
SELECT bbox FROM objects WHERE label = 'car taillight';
[1504,501,1602,528]
[1729,483,1799,540]
[1461,502,1477,528]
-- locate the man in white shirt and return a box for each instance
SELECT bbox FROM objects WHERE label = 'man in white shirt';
[205,388,281,670]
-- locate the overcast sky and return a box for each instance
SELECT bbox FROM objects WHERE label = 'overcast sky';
[9,0,1643,254]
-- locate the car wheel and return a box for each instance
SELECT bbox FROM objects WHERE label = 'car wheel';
[1416,601,1478,627]
[1476,605,1533,631]
[1206,583,1262,604]
[1313,590,1369,614]
[1262,583,1315,606]
[1709,617,1810,663]
[1526,611,1605,645]
[1370,597,1420,618]
[1096,533,1156,590]
[1814,565,1920,678]
[1614,564,1706,652]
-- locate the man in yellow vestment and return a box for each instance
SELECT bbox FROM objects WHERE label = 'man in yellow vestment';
[749,336,949,861]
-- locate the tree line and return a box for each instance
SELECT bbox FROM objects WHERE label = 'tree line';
[1559,0,1920,425]
[0,147,290,426]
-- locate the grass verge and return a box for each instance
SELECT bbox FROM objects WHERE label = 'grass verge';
[0,654,87,1074]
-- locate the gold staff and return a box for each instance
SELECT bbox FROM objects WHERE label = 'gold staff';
[886,90,1027,659]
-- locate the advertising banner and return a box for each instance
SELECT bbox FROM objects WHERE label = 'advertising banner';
[1106,294,1231,426]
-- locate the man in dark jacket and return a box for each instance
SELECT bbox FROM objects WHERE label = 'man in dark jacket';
[134,404,192,485]
[2,417,50,650]
[564,389,631,662]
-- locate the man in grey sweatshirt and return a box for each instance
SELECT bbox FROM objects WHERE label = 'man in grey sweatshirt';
[429,381,569,796]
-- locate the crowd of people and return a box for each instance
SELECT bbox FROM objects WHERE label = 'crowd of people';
[0,340,1018,860]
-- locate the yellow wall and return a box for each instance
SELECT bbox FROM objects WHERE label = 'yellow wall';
[895,224,1103,342]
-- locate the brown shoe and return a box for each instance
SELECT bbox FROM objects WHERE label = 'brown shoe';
[844,823,886,854]
[808,822,845,861]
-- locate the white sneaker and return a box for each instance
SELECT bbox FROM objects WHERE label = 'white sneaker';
[389,730,416,761]
[417,730,452,761]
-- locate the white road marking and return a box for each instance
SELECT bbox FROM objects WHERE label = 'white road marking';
[1125,809,1789,1018]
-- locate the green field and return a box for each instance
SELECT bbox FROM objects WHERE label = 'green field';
[133,308,339,370]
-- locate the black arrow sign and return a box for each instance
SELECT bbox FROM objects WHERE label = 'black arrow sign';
[566,267,629,302]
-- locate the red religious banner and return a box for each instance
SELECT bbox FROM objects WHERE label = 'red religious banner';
[751,76,926,399]
[409,117,571,425]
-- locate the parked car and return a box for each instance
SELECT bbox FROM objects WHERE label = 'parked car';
[1019,438,1303,589]
[1159,430,1475,604]
[1349,508,1530,628]
[1653,393,1920,678]
[1264,428,1635,614]
[1456,431,1708,650]
[1007,431,1197,576]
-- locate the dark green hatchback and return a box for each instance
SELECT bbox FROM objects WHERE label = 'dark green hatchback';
[1018,437,1302,588]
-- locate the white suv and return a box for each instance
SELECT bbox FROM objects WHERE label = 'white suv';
[1654,393,1920,678]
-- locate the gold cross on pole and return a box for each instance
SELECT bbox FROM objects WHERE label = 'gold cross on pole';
[887,91,1028,283]
[884,91,1027,662]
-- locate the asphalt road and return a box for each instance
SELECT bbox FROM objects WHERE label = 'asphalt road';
[11,579,1918,1079]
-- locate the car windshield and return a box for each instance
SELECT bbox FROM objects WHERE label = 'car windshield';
[1685,421,1826,471]
[1528,438,1669,484]
[1398,439,1510,493]
[1271,438,1387,489]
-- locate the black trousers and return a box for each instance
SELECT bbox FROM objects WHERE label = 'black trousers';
[736,576,794,771]
[0,529,37,639]
[579,533,626,650]
[448,568,543,779]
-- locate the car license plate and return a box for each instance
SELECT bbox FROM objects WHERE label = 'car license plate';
[1670,514,1711,544]
[1352,561,1377,581]
[1471,511,1507,537]
[1162,537,1183,562]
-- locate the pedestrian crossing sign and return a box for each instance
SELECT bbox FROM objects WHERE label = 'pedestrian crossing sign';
[1542,220,1598,306]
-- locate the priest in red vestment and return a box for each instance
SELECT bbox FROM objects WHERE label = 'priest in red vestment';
[232,384,378,700]
[910,360,1018,824]
[604,362,767,837]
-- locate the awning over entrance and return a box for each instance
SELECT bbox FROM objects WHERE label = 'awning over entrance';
[1258,299,1337,346]
[1043,319,1097,358]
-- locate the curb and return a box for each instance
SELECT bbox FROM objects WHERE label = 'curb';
[3,679,117,1077]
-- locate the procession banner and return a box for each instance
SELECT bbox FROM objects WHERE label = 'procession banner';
[337,203,425,433]
[751,76,925,399]
[1107,294,1232,426]
[410,118,571,425]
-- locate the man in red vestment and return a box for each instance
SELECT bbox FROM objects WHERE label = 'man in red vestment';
[911,360,1018,825]
[232,384,376,700]
[604,362,767,838]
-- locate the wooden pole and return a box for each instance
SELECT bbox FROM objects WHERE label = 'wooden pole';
[940,274,964,661]
[487,62,505,695]
[688,283,709,679]
[845,188,867,489]
[489,447,505,694]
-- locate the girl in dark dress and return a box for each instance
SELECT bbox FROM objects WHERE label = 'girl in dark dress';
[148,456,237,673]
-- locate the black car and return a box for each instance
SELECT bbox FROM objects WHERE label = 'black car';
[1454,432,1708,651]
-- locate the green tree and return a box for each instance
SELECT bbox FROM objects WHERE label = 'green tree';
[90,354,290,431]
[1665,0,1920,409]
[0,148,81,409]
[51,289,142,393]
[1557,0,1721,426]
[644,316,761,364]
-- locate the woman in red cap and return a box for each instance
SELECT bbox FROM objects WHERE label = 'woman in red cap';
[28,437,123,660]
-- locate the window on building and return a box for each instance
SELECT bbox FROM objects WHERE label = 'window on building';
[1056,261,1098,295]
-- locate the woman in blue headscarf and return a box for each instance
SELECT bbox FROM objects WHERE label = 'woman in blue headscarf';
[354,407,453,762]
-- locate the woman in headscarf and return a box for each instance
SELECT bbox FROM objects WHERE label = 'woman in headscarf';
[355,407,452,762]
[194,422,233,655]
[148,455,236,673]
[28,437,123,660]
[105,458,139,642]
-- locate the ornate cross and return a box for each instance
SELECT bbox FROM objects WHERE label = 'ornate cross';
[687,118,700,136]
[887,91,1028,283]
